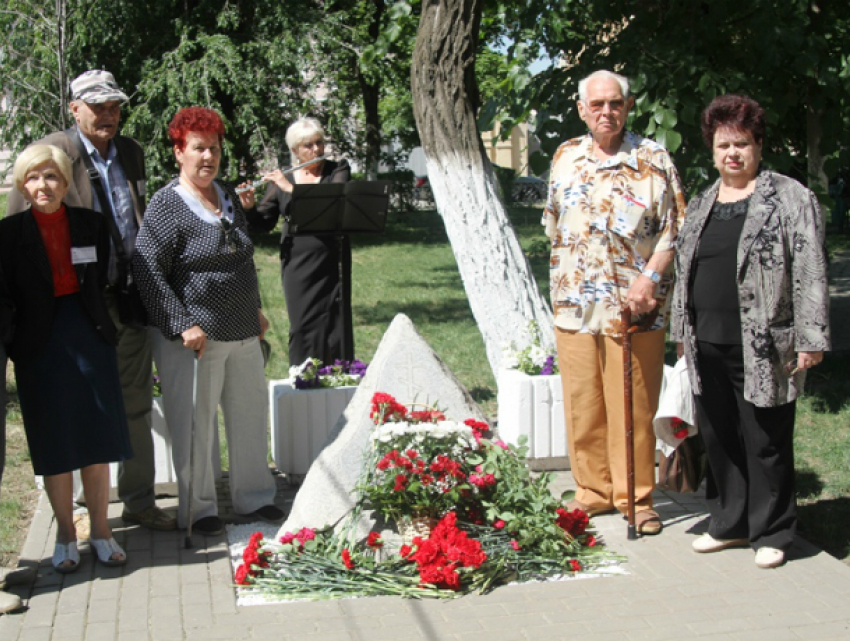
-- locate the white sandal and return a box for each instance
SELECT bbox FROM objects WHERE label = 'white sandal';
[90,537,127,567]
[52,541,80,574]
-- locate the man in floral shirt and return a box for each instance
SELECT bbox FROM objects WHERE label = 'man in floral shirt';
[542,70,686,535]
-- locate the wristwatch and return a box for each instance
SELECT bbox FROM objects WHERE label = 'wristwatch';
[641,267,662,284]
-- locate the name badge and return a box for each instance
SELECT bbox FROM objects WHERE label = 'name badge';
[71,246,97,264]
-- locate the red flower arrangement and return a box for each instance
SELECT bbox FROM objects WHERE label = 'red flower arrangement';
[407,512,487,591]
[363,394,481,518]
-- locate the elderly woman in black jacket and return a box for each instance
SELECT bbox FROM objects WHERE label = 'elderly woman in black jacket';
[0,144,131,573]
[133,107,283,537]
[246,117,353,366]
[671,95,830,569]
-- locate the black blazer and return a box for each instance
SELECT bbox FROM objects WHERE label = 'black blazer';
[0,205,116,362]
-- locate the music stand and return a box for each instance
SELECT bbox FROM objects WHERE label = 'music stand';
[288,181,391,235]
[287,180,391,360]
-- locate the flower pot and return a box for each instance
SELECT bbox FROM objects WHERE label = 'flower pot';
[497,368,569,469]
[268,379,358,479]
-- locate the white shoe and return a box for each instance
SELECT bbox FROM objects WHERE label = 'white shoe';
[692,533,749,553]
[755,547,785,569]
[0,590,22,615]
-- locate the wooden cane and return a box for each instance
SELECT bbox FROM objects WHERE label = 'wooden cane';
[621,308,638,541]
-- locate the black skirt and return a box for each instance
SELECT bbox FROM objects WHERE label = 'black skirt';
[15,294,132,476]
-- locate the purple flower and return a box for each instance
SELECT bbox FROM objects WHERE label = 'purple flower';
[540,355,555,376]
[294,374,319,389]
[349,360,368,376]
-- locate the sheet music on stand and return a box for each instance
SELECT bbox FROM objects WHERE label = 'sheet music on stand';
[287,180,391,235]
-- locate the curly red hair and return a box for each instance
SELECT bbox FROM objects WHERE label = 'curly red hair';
[168,107,225,150]
[701,94,766,149]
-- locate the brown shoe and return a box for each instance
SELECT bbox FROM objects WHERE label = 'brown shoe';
[122,505,177,531]
[564,499,617,517]
[635,509,663,535]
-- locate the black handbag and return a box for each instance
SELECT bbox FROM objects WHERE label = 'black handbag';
[657,435,707,494]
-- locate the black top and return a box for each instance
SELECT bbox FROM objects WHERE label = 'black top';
[690,196,750,344]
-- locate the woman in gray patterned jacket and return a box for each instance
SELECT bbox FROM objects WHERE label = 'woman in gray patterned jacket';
[133,107,284,537]
[671,95,830,569]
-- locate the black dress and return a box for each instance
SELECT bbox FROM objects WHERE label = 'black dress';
[245,159,354,366]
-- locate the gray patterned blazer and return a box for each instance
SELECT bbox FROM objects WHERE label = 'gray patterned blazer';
[671,168,830,407]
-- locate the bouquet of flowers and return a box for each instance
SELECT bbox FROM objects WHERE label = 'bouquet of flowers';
[362,397,479,519]
[289,357,368,390]
[501,321,558,376]
[232,391,622,601]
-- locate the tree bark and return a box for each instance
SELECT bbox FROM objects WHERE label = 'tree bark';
[411,0,554,377]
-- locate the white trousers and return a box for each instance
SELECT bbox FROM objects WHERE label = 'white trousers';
[151,330,275,528]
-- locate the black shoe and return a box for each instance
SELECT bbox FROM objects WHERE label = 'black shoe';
[240,505,285,523]
[192,516,224,536]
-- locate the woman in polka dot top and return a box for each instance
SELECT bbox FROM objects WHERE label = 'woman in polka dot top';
[133,107,284,536]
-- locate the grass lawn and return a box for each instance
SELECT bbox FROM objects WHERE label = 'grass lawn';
[2,189,849,566]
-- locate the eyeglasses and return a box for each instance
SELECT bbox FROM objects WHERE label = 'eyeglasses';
[220,217,234,253]
[583,99,627,113]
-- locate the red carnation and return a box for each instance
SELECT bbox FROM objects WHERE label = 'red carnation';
[569,560,581,572]
[367,532,384,549]
[393,474,408,491]
[556,507,589,536]
[341,548,355,570]
[234,564,252,585]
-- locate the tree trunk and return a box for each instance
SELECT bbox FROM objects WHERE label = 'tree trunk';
[355,0,385,180]
[411,0,554,377]
[358,72,381,180]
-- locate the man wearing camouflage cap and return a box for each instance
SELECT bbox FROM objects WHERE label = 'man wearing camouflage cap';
[7,70,176,532]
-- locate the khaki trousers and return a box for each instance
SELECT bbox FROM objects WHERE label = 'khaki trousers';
[556,327,665,514]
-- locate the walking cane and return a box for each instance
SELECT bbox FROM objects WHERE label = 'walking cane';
[184,351,200,549]
[621,308,638,541]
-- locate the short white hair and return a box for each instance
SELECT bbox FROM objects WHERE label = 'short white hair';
[13,145,73,192]
[578,70,630,102]
[285,117,325,155]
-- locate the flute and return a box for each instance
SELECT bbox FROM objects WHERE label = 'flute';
[235,154,330,194]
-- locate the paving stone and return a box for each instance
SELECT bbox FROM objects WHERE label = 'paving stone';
[117,632,151,641]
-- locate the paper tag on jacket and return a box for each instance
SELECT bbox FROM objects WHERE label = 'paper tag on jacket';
[71,246,97,264]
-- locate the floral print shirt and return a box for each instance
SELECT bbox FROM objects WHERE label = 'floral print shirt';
[542,131,686,335]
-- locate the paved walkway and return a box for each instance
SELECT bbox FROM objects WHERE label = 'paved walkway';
[1,252,849,641]
[2,474,850,641]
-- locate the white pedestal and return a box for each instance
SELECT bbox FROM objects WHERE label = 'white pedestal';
[268,379,357,478]
[496,369,569,469]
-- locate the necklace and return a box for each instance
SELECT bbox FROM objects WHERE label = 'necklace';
[180,177,221,216]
